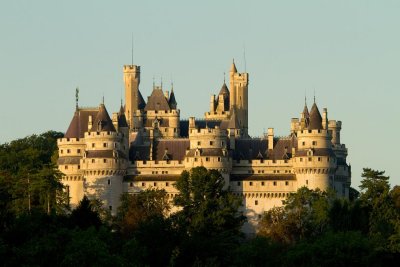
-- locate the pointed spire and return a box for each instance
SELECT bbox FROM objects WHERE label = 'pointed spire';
[223,72,226,83]
[230,59,237,73]
[75,87,79,110]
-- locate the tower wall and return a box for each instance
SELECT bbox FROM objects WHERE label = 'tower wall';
[124,65,140,129]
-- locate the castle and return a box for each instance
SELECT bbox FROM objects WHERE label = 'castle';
[57,61,351,232]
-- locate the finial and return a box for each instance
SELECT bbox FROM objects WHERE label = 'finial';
[102,93,104,105]
[305,95,307,106]
[313,89,316,103]
[153,76,155,89]
[121,98,123,107]
[243,43,247,72]
[223,72,225,83]
[75,87,79,110]
[171,81,174,92]
[131,33,134,66]
[161,77,163,89]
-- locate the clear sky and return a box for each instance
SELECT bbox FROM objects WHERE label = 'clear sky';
[0,0,399,188]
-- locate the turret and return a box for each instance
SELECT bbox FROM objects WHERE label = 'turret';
[229,59,249,136]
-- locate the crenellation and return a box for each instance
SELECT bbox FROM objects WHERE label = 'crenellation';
[58,60,351,233]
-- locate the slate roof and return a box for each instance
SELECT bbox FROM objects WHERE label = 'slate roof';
[233,136,297,160]
[65,108,99,138]
[186,148,225,157]
[118,105,128,128]
[57,157,81,165]
[92,104,116,132]
[138,90,146,110]
[153,139,190,161]
[86,150,127,159]
[308,103,323,130]
[168,89,177,109]
[144,89,171,111]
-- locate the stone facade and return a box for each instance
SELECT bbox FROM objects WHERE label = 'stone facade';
[58,61,351,233]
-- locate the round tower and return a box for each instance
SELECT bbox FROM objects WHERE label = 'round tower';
[184,121,231,187]
[81,104,127,215]
[293,103,337,191]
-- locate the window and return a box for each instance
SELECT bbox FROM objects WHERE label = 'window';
[318,157,321,162]
[154,182,157,186]
[130,182,133,187]
[206,157,210,162]
[107,179,111,185]
[285,181,289,186]
[217,157,221,162]
[300,158,303,162]
[249,182,253,186]
[67,149,71,153]
[103,159,107,163]
[308,157,312,162]
[261,182,265,186]
[64,165,68,170]
[302,141,305,146]
[306,180,309,185]
[142,182,145,187]
[103,143,107,148]
[255,200,258,206]
[197,141,201,146]
[273,181,277,186]
[109,206,112,211]
[237,182,241,186]
[312,141,317,146]
[194,158,198,162]
[77,165,80,170]
[60,150,63,154]
[92,143,95,148]
[210,141,214,145]
[77,149,81,153]
[91,159,95,163]
[166,182,169,187]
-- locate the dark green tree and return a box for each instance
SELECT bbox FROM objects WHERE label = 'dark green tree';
[259,187,333,244]
[171,167,245,266]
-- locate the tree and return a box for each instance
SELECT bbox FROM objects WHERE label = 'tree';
[69,196,102,229]
[115,189,170,236]
[171,167,245,266]
[258,187,333,244]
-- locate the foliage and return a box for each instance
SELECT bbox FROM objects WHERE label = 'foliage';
[0,131,66,220]
[115,189,170,236]
[258,187,333,244]
[171,167,246,266]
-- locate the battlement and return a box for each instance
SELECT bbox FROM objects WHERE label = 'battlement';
[84,131,121,138]
[189,126,227,137]
[328,120,342,128]
[58,138,84,145]
[130,160,185,168]
[123,65,140,72]
[233,159,292,167]
[297,129,329,136]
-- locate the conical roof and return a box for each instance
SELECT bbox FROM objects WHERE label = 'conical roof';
[230,60,237,73]
[92,104,116,132]
[308,103,323,130]
[65,111,80,138]
[138,90,146,110]
[302,105,310,118]
[218,83,230,111]
[64,108,99,138]
[228,109,240,129]
[168,89,177,109]
[118,105,128,128]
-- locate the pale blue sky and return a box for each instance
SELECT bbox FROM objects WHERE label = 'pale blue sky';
[0,0,399,188]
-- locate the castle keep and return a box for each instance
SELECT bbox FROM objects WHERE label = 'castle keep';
[58,61,351,232]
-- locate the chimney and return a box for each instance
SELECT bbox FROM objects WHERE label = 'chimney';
[88,115,93,131]
[268,128,274,150]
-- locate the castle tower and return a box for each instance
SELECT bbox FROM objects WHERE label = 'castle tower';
[81,103,127,215]
[124,65,141,129]
[229,60,249,136]
[293,102,336,191]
